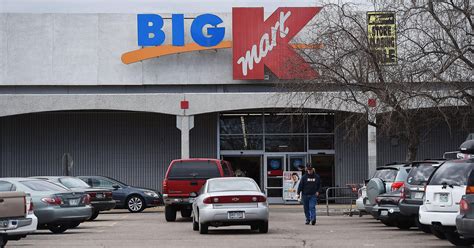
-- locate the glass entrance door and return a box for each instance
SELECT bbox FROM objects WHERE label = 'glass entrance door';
[264,154,286,204]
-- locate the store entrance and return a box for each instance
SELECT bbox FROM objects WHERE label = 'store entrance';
[221,156,262,187]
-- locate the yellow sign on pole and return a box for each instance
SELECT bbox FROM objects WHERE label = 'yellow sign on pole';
[367,12,397,65]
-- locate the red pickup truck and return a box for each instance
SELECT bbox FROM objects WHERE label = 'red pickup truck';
[162,159,233,221]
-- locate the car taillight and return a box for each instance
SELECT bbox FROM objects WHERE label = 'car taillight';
[375,197,381,204]
[41,196,63,205]
[391,181,404,191]
[460,198,470,215]
[203,195,266,204]
[400,187,407,201]
[83,194,91,205]
[467,186,474,195]
[162,179,168,194]
[105,192,113,198]
[88,192,97,198]
[28,201,34,214]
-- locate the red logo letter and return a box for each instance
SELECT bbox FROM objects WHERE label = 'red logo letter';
[232,7,321,80]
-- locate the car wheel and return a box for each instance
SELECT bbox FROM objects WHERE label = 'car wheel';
[396,220,413,230]
[127,195,145,213]
[193,214,199,231]
[429,226,446,240]
[0,235,7,248]
[48,224,69,234]
[165,206,177,222]
[181,209,192,218]
[380,219,395,227]
[89,210,100,221]
[414,218,431,234]
[445,231,473,246]
[258,221,269,233]
[67,221,81,229]
[199,222,208,234]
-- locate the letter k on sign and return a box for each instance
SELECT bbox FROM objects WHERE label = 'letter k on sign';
[232,7,321,80]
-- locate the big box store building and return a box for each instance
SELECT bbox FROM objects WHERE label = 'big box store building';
[0,1,469,203]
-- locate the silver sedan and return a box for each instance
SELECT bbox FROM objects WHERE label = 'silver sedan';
[192,177,269,234]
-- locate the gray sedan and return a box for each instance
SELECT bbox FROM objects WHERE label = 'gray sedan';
[0,178,92,234]
[192,177,269,234]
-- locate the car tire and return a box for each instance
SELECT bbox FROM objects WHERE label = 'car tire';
[67,221,81,229]
[199,222,208,234]
[445,231,473,247]
[165,206,177,222]
[396,220,413,230]
[414,218,431,234]
[181,209,192,218]
[127,195,145,213]
[48,224,69,234]
[429,226,446,240]
[0,235,7,248]
[259,221,269,233]
[89,210,100,221]
[193,214,199,231]
[380,219,395,227]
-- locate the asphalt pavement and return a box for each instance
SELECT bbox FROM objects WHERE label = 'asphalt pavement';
[9,206,458,248]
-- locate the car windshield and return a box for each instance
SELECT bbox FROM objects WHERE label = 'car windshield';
[168,161,220,179]
[207,179,259,193]
[21,180,69,192]
[429,162,474,186]
[59,177,91,188]
[406,163,439,185]
[373,169,398,182]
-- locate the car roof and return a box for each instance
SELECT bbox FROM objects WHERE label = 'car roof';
[0,177,46,182]
[207,177,254,182]
[172,158,221,163]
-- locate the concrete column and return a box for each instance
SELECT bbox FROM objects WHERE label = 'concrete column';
[368,123,377,178]
[176,115,194,159]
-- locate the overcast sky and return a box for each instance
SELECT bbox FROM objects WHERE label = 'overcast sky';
[0,0,374,13]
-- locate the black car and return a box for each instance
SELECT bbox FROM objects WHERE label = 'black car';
[79,176,162,213]
[371,189,413,229]
[399,160,446,233]
[455,169,474,246]
[34,176,116,220]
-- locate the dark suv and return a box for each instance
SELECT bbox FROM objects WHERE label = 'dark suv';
[399,160,446,233]
[162,159,233,222]
[456,169,474,246]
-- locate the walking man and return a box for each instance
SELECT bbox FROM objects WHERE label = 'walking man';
[297,164,321,225]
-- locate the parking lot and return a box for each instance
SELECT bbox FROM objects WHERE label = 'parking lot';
[8,206,457,248]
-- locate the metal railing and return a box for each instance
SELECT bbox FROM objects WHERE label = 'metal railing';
[325,185,359,216]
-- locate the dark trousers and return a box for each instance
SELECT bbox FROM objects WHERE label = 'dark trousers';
[302,194,317,221]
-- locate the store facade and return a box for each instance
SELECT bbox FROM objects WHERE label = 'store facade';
[0,5,469,202]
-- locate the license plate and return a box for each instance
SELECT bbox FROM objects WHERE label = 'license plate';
[95,193,104,199]
[439,193,449,203]
[228,211,245,219]
[69,198,80,206]
[414,192,424,199]
[380,210,388,216]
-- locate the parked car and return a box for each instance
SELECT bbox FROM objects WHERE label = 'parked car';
[371,189,414,229]
[0,178,92,234]
[364,163,411,214]
[78,176,162,213]
[192,177,269,234]
[418,159,474,246]
[34,176,116,220]
[455,169,474,246]
[163,159,233,222]
[399,160,446,233]
[0,191,37,248]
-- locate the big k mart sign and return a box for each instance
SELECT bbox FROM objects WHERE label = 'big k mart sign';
[121,7,321,80]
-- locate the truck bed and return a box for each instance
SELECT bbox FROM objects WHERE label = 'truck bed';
[0,192,26,219]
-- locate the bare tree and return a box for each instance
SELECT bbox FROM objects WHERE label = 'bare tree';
[280,0,473,161]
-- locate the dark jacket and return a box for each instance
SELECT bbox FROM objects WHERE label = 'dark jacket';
[297,172,321,196]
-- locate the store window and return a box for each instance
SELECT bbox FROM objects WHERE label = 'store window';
[308,135,334,150]
[220,135,263,150]
[308,114,334,133]
[265,135,306,152]
[219,115,263,134]
[264,114,306,134]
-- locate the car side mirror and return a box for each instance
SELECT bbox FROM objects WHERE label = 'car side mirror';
[112,185,121,190]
